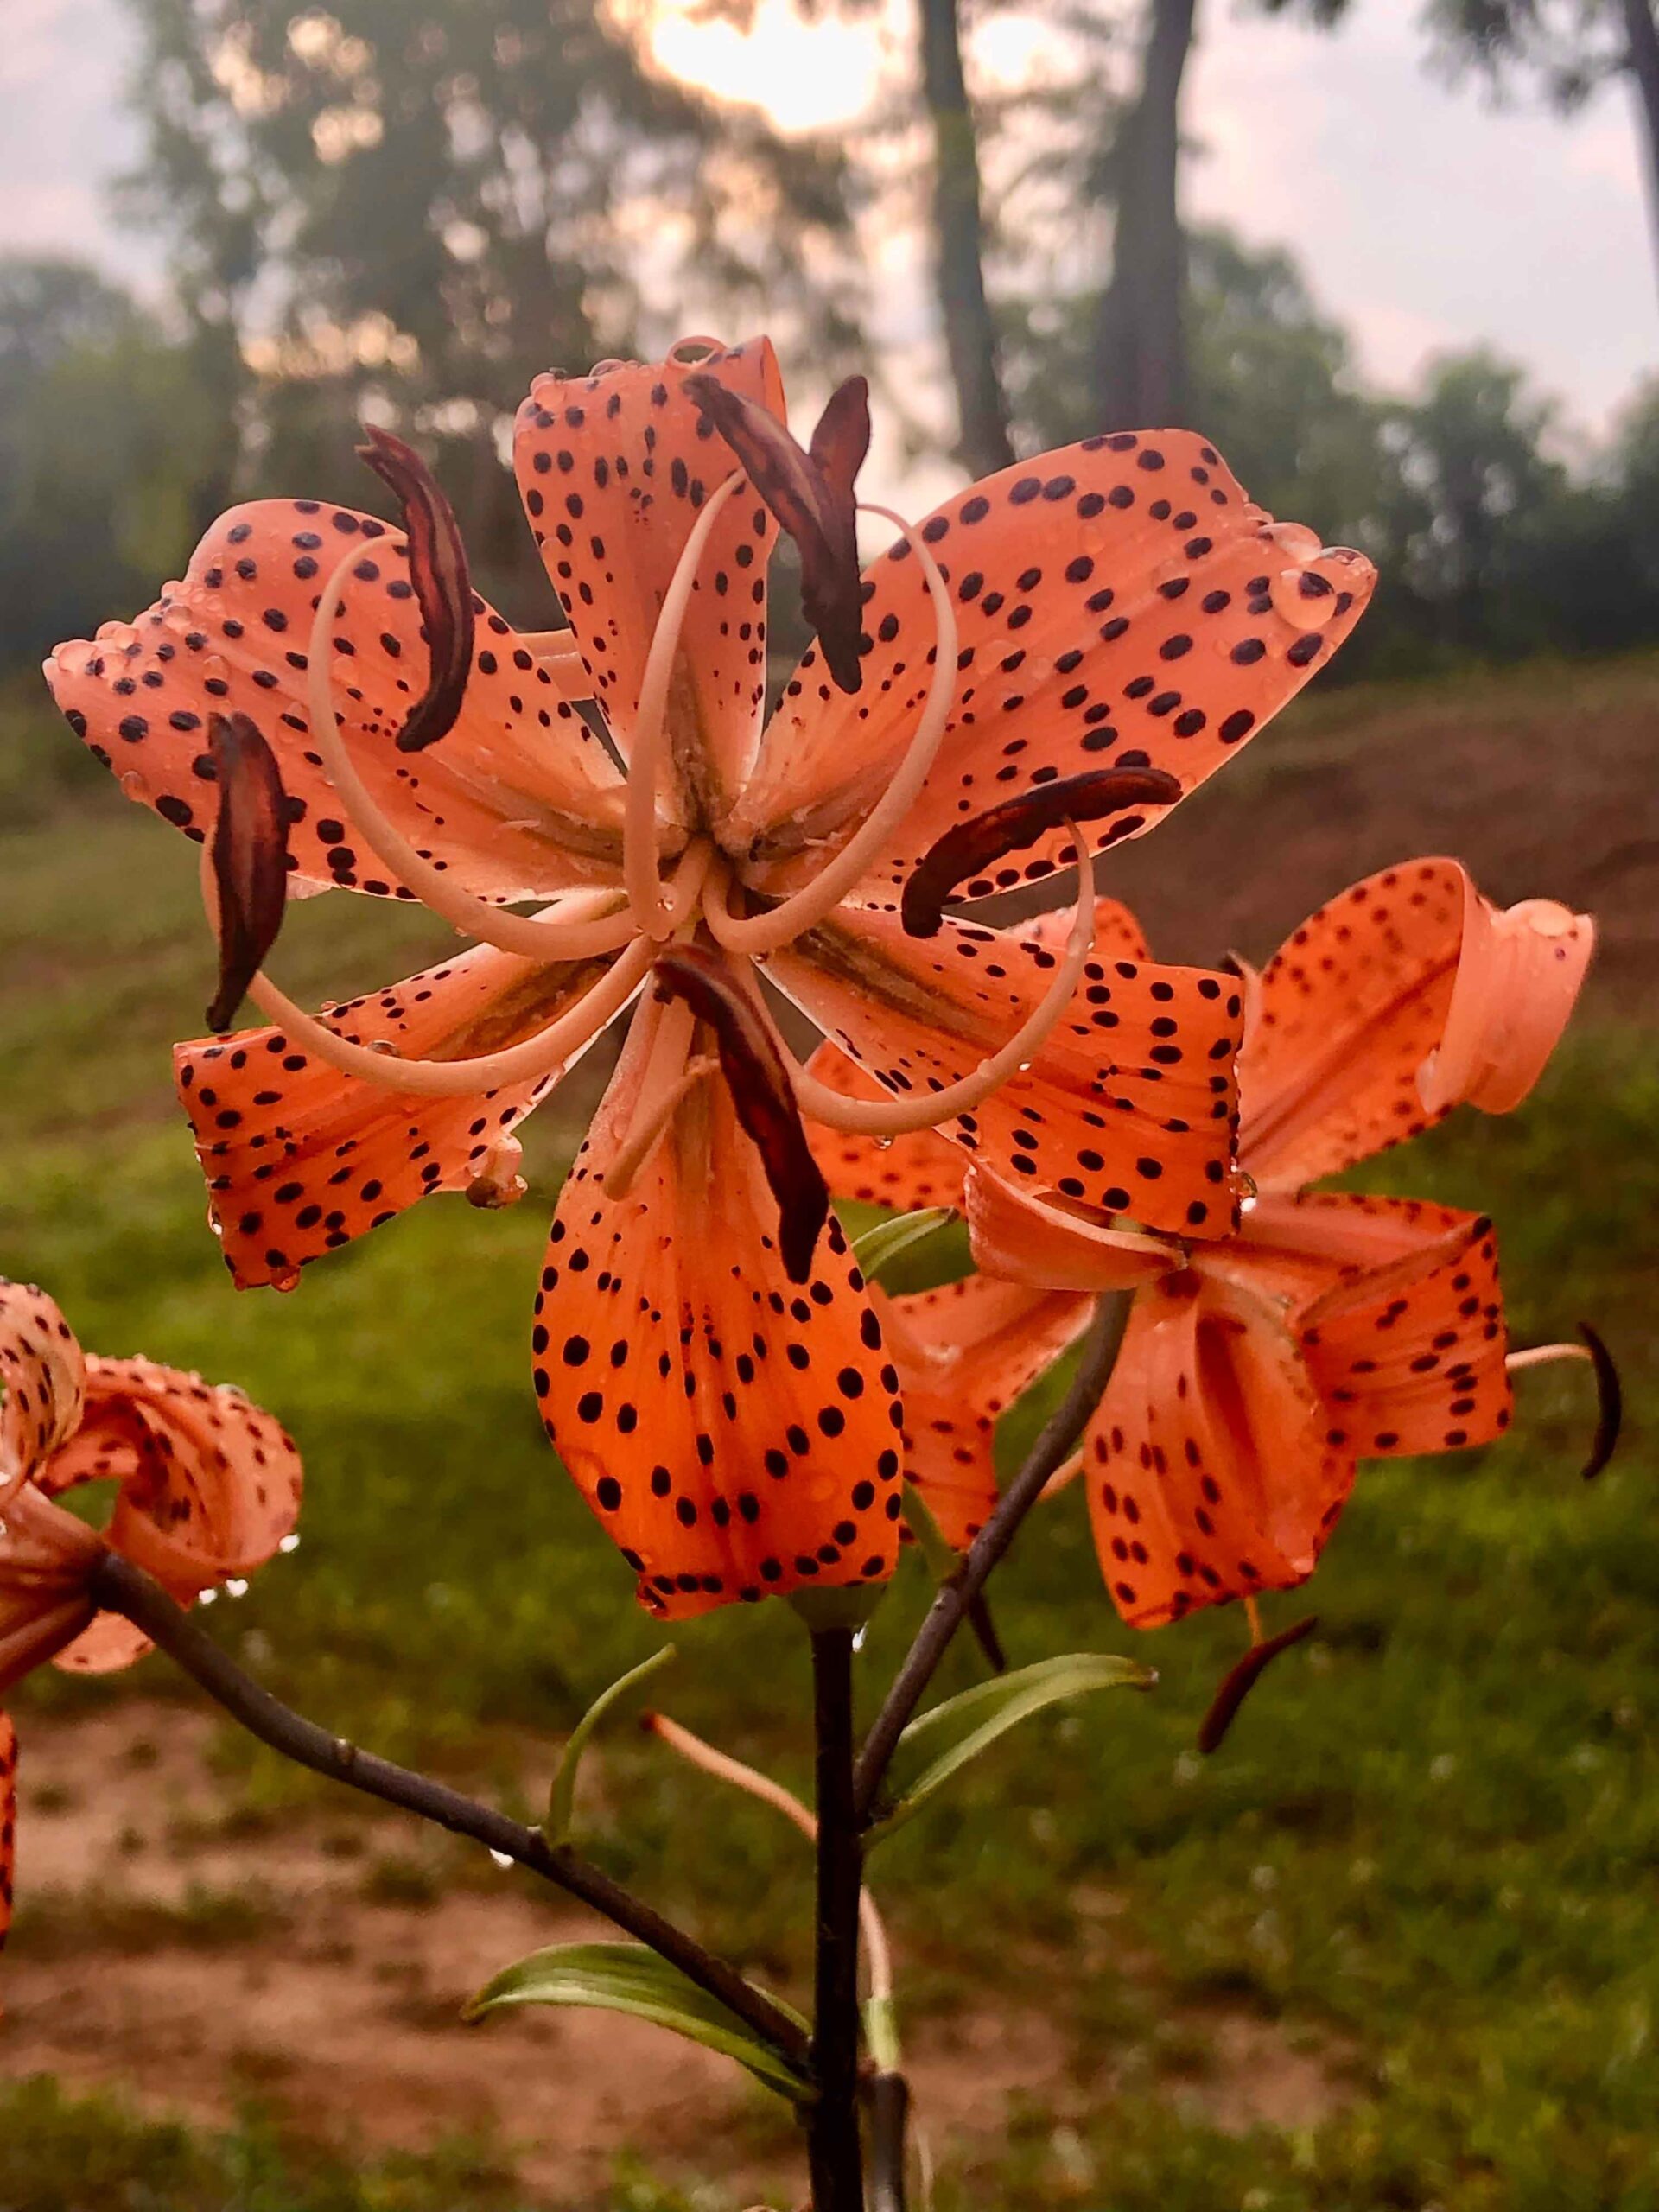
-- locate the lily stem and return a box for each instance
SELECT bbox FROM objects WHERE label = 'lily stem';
[809,1625,866,2210]
[853,1290,1131,1826]
[86,1551,810,2079]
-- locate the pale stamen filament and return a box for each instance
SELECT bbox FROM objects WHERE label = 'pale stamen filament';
[786,823,1097,1137]
[303,543,643,962]
[624,472,744,937]
[200,841,656,1097]
[643,1709,893,2010]
[702,501,960,958]
[1506,1343,1593,1372]
[602,990,705,1200]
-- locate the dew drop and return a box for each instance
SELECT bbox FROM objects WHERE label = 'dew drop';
[225,1577,249,1599]
[270,1267,302,1294]
[197,1586,218,1606]
[278,1533,302,1554]
[488,1848,514,1870]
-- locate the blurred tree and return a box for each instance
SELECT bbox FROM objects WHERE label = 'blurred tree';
[0,258,219,668]
[116,0,864,605]
[1091,0,1195,426]
[914,0,1016,474]
[1007,225,1394,540]
[1423,0,1659,308]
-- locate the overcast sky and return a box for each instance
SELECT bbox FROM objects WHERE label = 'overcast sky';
[3,0,1655,444]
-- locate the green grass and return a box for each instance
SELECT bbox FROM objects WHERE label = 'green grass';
[2,692,1656,2208]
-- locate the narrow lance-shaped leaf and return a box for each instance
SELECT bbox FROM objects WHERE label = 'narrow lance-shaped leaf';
[464,1941,813,2105]
[867,1650,1154,1843]
[545,1644,675,1844]
[358,423,474,753]
[652,946,830,1283]
[206,711,290,1033]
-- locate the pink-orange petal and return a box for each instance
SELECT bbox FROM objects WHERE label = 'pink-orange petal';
[512,339,783,822]
[532,1020,904,1618]
[0,1281,86,1502]
[1238,857,1465,1190]
[880,1275,1093,1549]
[175,942,617,1288]
[732,434,1374,888]
[47,500,625,904]
[1085,1274,1352,1630]
[43,1357,302,1674]
[768,903,1242,1239]
[0,1713,15,1950]
[1296,1199,1512,1461]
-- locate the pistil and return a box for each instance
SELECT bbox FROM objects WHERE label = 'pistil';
[702,505,959,957]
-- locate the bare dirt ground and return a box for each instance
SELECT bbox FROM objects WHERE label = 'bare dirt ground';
[3,1701,1352,2202]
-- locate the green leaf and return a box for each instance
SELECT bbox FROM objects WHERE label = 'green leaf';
[868,1651,1154,1843]
[463,1942,812,2102]
[851,1206,959,1281]
[546,1645,675,1843]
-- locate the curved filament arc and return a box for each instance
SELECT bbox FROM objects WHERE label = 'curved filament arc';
[303,543,640,962]
[787,823,1099,1138]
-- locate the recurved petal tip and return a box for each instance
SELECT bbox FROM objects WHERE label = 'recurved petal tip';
[1418,880,1594,1118]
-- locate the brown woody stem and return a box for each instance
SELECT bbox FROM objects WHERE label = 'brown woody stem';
[86,1551,810,2076]
[853,1291,1130,1825]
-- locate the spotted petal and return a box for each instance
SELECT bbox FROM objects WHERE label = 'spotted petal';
[0,1713,15,1952]
[532,1018,905,1618]
[804,1042,967,1214]
[769,904,1243,1240]
[1293,1198,1512,1462]
[729,432,1374,892]
[880,1275,1093,1548]
[1238,859,1589,1192]
[513,339,783,820]
[41,1357,302,1673]
[0,1484,104,1693]
[47,501,625,904]
[0,1281,86,1502]
[1084,1274,1352,1630]
[175,942,619,1288]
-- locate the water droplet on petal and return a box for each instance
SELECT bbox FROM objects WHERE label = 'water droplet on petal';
[278,1533,302,1554]
[270,1267,302,1294]
[118,770,151,804]
[225,1577,249,1599]
[852,1624,868,1653]
[488,1848,514,1870]
[1261,520,1322,563]
[874,1135,895,1153]
[198,1587,218,1606]
[1268,568,1337,630]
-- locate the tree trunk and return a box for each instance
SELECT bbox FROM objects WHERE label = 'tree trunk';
[914,0,1016,478]
[1620,0,1659,308]
[1091,0,1198,429]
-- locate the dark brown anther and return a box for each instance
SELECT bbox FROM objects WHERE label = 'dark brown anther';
[652,945,831,1283]
[683,369,870,696]
[206,712,290,1034]
[900,766,1182,938]
[1198,1613,1318,1754]
[356,424,474,753]
[1577,1322,1621,1479]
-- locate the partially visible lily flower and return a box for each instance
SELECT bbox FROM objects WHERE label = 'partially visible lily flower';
[815,861,1595,1611]
[0,1279,302,1948]
[49,335,1373,1617]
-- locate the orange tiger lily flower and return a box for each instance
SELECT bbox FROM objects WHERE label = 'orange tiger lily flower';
[817,861,1594,1612]
[49,336,1372,1617]
[0,1278,301,1948]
